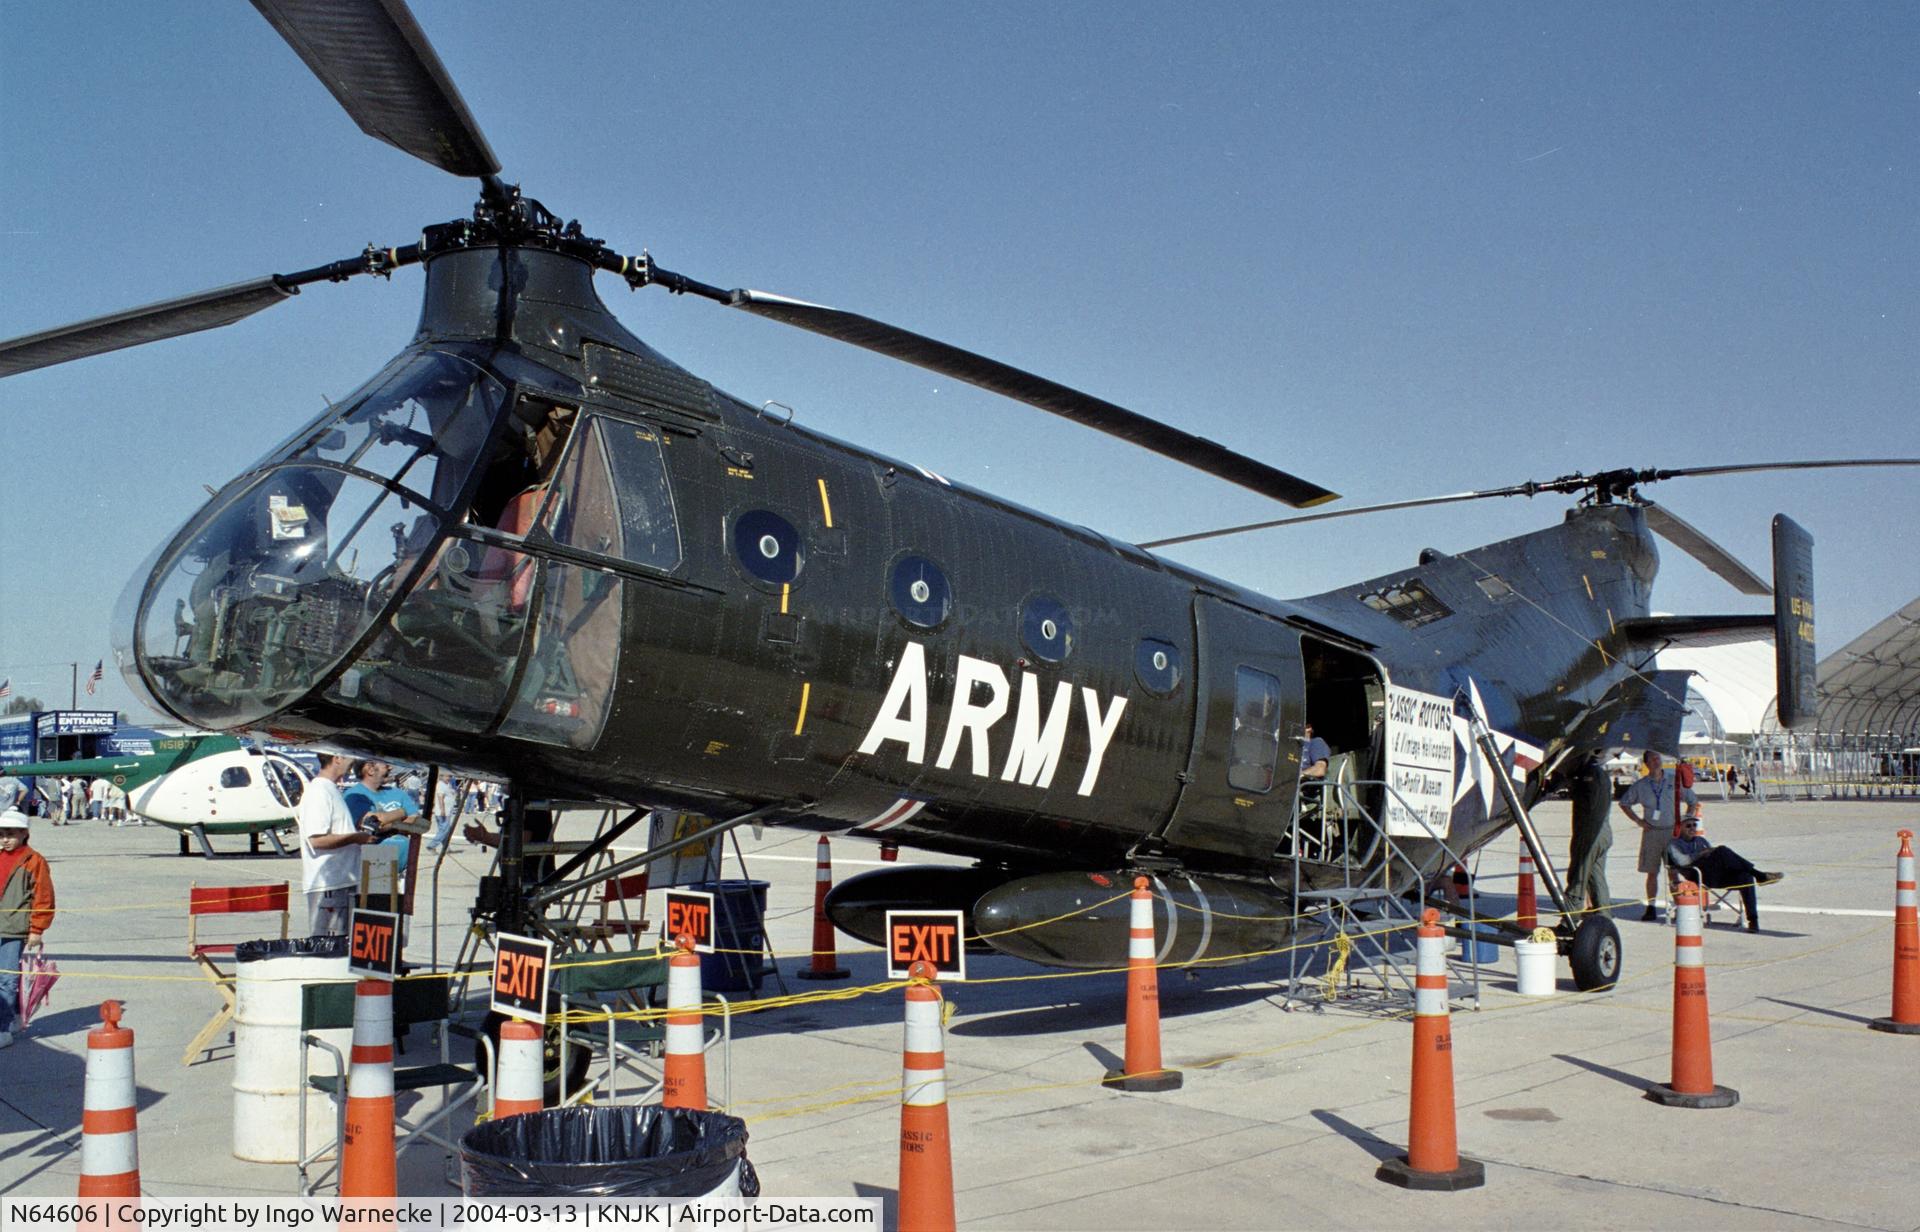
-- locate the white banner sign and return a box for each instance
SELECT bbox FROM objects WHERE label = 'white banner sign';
[1384,685,1457,838]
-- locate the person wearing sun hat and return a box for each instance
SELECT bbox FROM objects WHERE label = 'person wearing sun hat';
[0,808,55,1047]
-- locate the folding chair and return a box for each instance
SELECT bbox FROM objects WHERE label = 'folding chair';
[551,949,733,1111]
[578,872,652,950]
[183,882,289,1065]
[1666,862,1747,927]
[297,978,483,1195]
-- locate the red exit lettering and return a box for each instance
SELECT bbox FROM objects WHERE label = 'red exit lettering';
[493,950,546,1001]
[353,922,393,965]
[667,900,711,940]
[890,922,957,965]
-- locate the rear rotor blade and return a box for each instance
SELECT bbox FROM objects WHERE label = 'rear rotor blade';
[1641,502,1771,596]
[1651,458,1920,481]
[1137,485,1543,549]
[728,290,1338,508]
[0,279,295,378]
[250,0,501,181]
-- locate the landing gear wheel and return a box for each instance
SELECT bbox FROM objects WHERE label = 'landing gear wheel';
[477,1009,592,1105]
[1569,915,1622,991]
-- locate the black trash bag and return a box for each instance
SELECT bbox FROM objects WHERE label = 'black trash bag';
[460,1105,754,1197]
[234,935,350,962]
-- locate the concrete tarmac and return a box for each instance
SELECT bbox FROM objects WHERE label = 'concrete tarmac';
[3,796,1917,1230]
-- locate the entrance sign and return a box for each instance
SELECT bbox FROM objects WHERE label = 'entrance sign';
[346,906,400,979]
[1384,685,1457,838]
[664,888,716,953]
[491,932,553,1023]
[885,909,966,981]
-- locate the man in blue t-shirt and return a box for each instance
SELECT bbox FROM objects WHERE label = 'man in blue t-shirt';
[344,759,423,876]
[1300,723,1331,781]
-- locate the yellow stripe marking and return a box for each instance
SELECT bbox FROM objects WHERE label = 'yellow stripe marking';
[817,478,834,528]
[781,584,790,614]
[1582,574,1594,601]
[795,682,811,736]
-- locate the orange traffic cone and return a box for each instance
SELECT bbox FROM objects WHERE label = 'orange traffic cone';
[78,1001,140,1198]
[1516,849,1538,933]
[796,835,850,981]
[898,961,955,1232]
[492,1019,545,1119]
[340,979,398,1196]
[1101,876,1182,1092]
[1870,829,1920,1035]
[1647,881,1739,1107]
[1377,909,1485,1190]
[662,935,708,1109]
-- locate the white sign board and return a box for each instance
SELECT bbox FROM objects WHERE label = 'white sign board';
[1384,685,1457,838]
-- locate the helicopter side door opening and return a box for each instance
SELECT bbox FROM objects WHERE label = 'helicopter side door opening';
[1287,636,1389,869]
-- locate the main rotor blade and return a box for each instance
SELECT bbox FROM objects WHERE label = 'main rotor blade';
[727,290,1338,508]
[0,279,295,378]
[1642,502,1771,596]
[250,0,501,181]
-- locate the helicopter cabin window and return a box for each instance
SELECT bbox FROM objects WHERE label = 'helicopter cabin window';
[1228,666,1284,793]
[501,562,623,750]
[1021,595,1074,663]
[890,555,952,629]
[536,416,682,572]
[734,510,804,584]
[219,766,251,790]
[1359,579,1453,629]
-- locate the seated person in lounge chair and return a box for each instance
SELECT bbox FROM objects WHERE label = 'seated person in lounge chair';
[1665,816,1784,933]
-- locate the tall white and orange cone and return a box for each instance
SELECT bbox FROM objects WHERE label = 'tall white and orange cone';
[662,934,708,1109]
[796,835,850,981]
[1646,881,1739,1107]
[340,979,398,1197]
[1377,909,1485,1190]
[78,1001,140,1199]
[1101,876,1182,1092]
[1870,829,1920,1035]
[898,961,955,1232]
[492,1019,545,1119]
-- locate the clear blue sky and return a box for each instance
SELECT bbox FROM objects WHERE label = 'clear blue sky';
[2,2,1915,723]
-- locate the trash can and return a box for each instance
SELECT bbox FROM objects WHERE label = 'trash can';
[460,1105,759,1197]
[1459,922,1500,964]
[690,879,770,993]
[231,936,351,1163]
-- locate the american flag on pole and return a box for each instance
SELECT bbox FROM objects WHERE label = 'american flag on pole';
[85,659,103,696]
[0,678,10,701]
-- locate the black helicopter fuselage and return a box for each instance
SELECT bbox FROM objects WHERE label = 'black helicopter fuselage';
[120,243,1666,936]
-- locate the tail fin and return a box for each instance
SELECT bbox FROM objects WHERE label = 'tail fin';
[1771,515,1816,729]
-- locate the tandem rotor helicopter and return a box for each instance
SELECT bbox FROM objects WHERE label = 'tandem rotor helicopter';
[5,0,1915,993]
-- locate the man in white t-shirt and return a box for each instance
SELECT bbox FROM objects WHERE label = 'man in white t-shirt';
[298,752,382,935]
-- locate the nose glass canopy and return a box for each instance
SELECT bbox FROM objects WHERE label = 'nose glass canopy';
[131,352,505,728]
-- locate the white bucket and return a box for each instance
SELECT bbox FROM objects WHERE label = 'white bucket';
[1514,939,1559,996]
[232,949,353,1162]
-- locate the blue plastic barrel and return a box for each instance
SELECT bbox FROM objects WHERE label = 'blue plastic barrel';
[690,879,770,992]
[1460,921,1500,964]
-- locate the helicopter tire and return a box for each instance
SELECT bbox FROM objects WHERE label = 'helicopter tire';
[1568,915,1622,991]
[476,1008,593,1106]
